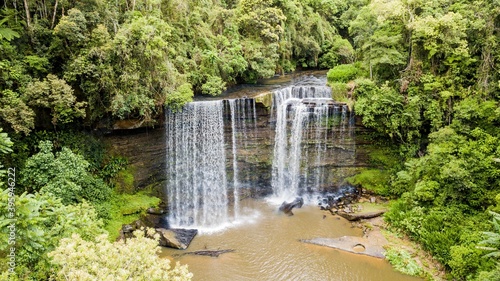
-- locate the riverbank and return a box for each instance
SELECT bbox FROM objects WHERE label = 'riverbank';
[325,198,447,280]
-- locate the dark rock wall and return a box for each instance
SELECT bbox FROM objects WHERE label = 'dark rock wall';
[103,101,372,198]
[104,127,167,191]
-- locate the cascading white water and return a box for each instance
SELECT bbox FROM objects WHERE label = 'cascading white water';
[165,98,258,229]
[228,100,240,218]
[165,101,229,229]
[270,85,350,200]
[165,77,350,229]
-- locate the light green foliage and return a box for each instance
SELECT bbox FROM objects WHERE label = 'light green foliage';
[0,129,12,156]
[54,8,88,48]
[409,12,469,65]
[0,129,12,186]
[25,74,86,126]
[319,35,355,68]
[21,141,111,204]
[49,229,192,281]
[0,0,357,121]
[327,64,359,83]
[202,76,226,96]
[346,169,390,195]
[236,0,286,43]
[478,211,500,259]
[101,192,161,241]
[109,11,181,121]
[165,83,194,112]
[449,243,485,281]
[0,10,20,42]
[385,127,500,277]
[329,82,349,102]
[348,2,406,79]
[385,248,423,277]
[0,191,105,279]
[476,267,500,281]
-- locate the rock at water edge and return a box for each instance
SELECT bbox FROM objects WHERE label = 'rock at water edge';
[279,197,304,216]
[156,228,198,250]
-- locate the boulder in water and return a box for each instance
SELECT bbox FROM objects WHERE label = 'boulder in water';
[147,207,166,215]
[156,228,198,250]
[279,197,304,216]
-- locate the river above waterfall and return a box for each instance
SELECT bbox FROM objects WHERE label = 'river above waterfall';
[160,198,422,281]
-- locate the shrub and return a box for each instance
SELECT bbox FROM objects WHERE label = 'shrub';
[385,248,423,277]
[49,229,193,281]
[327,64,359,83]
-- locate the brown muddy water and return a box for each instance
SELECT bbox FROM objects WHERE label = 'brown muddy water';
[160,198,422,281]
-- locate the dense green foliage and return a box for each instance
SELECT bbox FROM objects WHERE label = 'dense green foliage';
[1,0,500,279]
[0,135,165,279]
[0,0,353,130]
[331,0,500,279]
[0,191,105,279]
[21,141,111,204]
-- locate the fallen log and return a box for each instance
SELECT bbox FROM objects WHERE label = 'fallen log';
[337,210,386,221]
[174,249,235,258]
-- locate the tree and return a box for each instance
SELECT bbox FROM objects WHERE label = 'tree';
[478,211,500,259]
[49,229,193,281]
[354,81,421,144]
[0,90,35,135]
[21,141,111,204]
[0,191,105,279]
[25,74,86,127]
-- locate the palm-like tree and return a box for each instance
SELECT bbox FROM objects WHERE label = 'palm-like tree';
[478,211,500,259]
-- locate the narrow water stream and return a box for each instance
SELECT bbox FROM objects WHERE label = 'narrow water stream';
[160,199,421,281]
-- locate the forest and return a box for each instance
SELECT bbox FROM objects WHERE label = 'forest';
[0,0,499,280]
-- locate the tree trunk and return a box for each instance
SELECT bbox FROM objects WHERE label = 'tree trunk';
[51,0,58,29]
[23,0,31,28]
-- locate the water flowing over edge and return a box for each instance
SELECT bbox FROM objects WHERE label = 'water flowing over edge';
[165,80,354,231]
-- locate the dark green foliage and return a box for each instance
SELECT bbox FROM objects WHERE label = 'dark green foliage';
[20,141,111,204]
[355,82,422,144]
[6,130,106,180]
[335,0,500,279]
[0,0,356,127]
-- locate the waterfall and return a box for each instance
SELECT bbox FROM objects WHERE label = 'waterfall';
[270,85,350,200]
[165,98,259,229]
[164,76,352,229]
[165,101,229,228]
[228,100,240,218]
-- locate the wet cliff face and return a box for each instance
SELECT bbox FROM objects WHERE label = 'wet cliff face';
[104,128,167,192]
[103,99,373,199]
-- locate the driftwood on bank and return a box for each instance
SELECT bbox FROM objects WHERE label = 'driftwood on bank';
[336,210,386,221]
[174,249,235,258]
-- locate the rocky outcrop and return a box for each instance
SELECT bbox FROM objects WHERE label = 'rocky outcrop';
[301,236,386,259]
[147,207,166,215]
[279,197,304,216]
[156,228,198,250]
